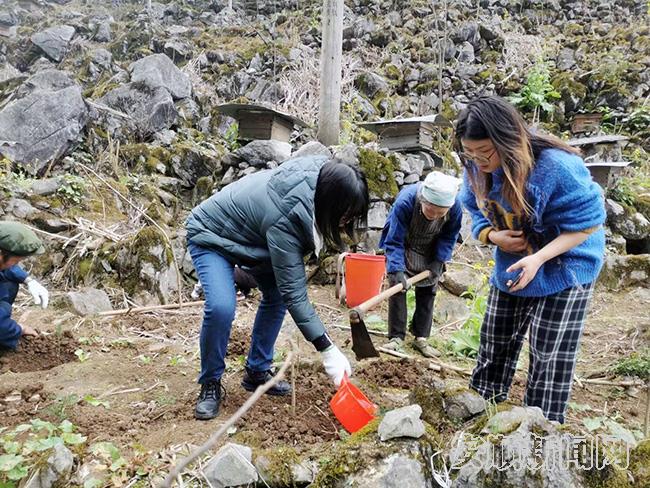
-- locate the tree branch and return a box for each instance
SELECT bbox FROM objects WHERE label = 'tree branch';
[160,351,295,487]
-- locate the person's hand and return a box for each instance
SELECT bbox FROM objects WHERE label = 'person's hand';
[20,324,38,337]
[506,254,544,292]
[388,271,409,292]
[429,260,444,280]
[27,280,49,309]
[320,346,352,387]
[489,230,528,254]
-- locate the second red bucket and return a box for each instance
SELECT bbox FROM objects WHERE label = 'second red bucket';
[344,254,386,308]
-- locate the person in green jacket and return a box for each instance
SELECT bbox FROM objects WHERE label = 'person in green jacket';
[185,155,369,420]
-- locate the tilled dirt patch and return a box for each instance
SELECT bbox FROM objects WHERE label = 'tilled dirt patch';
[230,368,340,449]
[0,332,78,373]
[355,357,437,389]
[114,365,341,450]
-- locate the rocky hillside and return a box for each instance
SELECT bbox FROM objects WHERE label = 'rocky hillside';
[0,0,649,304]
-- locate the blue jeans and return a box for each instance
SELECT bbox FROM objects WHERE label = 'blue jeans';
[188,243,287,384]
[0,281,20,349]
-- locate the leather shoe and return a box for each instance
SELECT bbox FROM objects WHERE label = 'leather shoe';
[241,367,291,396]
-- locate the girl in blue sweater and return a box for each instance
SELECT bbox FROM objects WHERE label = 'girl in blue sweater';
[456,96,606,423]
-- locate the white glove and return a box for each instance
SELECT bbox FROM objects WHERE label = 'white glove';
[321,346,352,387]
[27,279,49,309]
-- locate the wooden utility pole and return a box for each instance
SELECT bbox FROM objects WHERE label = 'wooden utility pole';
[317,0,344,146]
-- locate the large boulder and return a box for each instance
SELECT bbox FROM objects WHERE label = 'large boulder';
[346,454,428,488]
[0,84,88,174]
[606,199,650,241]
[24,443,74,488]
[235,140,292,167]
[203,443,258,487]
[30,25,76,62]
[293,141,332,159]
[103,227,181,304]
[0,63,22,84]
[169,141,223,188]
[378,404,426,441]
[0,9,19,38]
[128,53,191,100]
[65,288,113,316]
[434,291,471,324]
[599,254,650,289]
[367,201,391,229]
[441,266,484,297]
[355,71,390,98]
[444,389,487,421]
[449,405,632,488]
[16,69,76,97]
[97,83,177,139]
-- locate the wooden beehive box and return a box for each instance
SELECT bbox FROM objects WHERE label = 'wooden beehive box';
[216,103,307,143]
[571,113,603,134]
[568,135,631,189]
[359,115,453,152]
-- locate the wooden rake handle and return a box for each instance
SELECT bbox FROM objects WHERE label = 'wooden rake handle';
[351,270,431,318]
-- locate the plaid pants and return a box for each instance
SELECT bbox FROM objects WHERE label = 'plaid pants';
[470,283,594,423]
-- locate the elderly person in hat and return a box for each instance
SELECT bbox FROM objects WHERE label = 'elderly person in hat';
[0,221,49,349]
[379,171,463,357]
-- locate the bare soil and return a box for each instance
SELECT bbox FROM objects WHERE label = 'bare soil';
[0,331,78,373]
[356,357,437,389]
[0,283,646,459]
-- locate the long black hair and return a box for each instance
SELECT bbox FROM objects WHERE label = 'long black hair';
[455,96,579,215]
[315,160,369,249]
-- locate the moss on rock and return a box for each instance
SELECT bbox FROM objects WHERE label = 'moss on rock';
[629,440,650,487]
[358,148,399,199]
[193,176,214,204]
[120,144,172,174]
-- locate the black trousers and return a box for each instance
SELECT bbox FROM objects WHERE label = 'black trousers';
[388,285,436,340]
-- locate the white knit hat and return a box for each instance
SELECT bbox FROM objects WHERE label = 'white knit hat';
[421,171,461,207]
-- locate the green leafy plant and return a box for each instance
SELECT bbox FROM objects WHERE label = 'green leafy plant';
[56,175,86,205]
[507,60,560,123]
[138,355,153,365]
[168,355,187,367]
[83,395,110,409]
[0,167,33,197]
[449,279,488,358]
[582,414,641,445]
[0,420,86,484]
[610,350,650,380]
[42,394,79,421]
[75,349,90,363]
[224,122,241,152]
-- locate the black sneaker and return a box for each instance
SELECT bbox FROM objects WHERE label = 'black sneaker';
[194,380,225,420]
[241,367,291,396]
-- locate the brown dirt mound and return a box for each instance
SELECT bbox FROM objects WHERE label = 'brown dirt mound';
[0,331,78,373]
[356,358,436,389]
[227,327,249,357]
[231,367,340,448]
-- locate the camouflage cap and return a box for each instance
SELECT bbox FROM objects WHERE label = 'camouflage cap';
[0,221,45,256]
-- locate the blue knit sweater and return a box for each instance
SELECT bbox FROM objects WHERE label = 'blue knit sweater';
[379,183,463,273]
[460,148,606,297]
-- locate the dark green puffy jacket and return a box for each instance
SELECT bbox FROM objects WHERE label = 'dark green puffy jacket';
[186,155,328,341]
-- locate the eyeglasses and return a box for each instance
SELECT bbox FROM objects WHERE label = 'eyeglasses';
[459,147,497,166]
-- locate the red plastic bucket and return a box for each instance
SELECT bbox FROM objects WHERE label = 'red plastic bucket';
[330,375,378,433]
[344,254,386,308]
